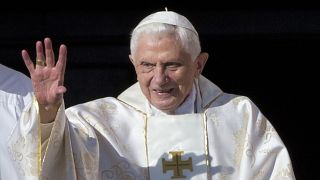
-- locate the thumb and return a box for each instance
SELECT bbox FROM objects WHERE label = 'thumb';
[52,86,67,103]
[57,86,67,94]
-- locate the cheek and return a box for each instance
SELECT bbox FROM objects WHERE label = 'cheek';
[137,73,153,90]
[177,71,195,93]
[175,69,195,85]
[178,80,193,95]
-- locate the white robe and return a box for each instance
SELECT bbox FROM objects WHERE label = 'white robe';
[9,75,295,179]
[0,64,33,180]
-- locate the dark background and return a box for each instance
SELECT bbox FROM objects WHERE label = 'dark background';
[0,1,318,179]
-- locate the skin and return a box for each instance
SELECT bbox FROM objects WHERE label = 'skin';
[22,37,67,123]
[130,33,208,113]
[22,33,208,123]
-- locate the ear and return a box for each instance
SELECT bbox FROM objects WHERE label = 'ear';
[129,54,139,81]
[129,54,135,65]
[194,52,209,77]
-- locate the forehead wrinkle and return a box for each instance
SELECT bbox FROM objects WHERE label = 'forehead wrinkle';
[133,33,186,63]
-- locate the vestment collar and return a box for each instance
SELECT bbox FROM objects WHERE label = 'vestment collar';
[117,75,223,114]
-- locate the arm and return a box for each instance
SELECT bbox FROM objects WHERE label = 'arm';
[22,37,67,123]
[7,38,68,178]
[243,99,296,179]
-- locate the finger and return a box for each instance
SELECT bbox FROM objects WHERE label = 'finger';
[52,86,67,103]
[56,44,67,82]
[44,37,55,67]
[36,41,46,69]
[52,86,67,98]
[57,86,67,94]
[21,49,35,74]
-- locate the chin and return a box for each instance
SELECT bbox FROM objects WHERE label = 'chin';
[153,102,177,112]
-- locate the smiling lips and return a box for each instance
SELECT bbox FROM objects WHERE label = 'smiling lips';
[153,88,174,97]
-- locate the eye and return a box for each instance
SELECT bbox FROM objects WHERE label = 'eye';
[141,62,154,68]
[140,62,155,72]
[166,62,182,70]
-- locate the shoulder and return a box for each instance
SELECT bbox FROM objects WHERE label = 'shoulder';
[206,94,271,141]
[67,97,120,111]
[0,64,32,106]
[207,93,265,131]
[0,64,32,94]
[210,93,261,115]
[66,97,141,117]
[229,95,259,110]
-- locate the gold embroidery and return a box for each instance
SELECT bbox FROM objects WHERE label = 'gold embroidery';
[88,101,117,118]
[253,168,267,180]
[8,136,25,161]
[206,111,220,126]
[8,137,39,176]
[257,118,267,137]
[256,118,275,144]
[102,161,136,180]
[73,152,98,180]
[50,131,62,148]
[233,97,252,168]
[276,163,295,179]
[233,121,247,168]
[232,96,243,106]
[245,142,256,168]
[258,148,277,156]
[162,151,193,179]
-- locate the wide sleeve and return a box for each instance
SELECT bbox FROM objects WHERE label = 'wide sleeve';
[40,99,104,180]
[9,97,102,180]
[6,96,75,180]
[239,98,296,180]
[7,96,41,180]
[40,100,80,180]
[207,95,296,179]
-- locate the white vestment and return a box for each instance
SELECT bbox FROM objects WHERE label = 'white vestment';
[0,64,33,180]
[9,75,295,179]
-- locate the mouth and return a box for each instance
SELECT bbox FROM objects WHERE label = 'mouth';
[153,88,174,97]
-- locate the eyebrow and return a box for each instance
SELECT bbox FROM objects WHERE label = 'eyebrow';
[139,61,155,65]
[165,61,182,65]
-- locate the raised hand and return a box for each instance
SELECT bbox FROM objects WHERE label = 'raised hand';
[22,37,67,109]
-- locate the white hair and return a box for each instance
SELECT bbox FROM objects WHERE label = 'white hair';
[130,23,201,61]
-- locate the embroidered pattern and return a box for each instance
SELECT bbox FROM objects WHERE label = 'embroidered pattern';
[102,161,137,180]
[276,163,295,179]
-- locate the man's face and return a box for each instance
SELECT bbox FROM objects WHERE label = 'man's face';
[130,33,201,113]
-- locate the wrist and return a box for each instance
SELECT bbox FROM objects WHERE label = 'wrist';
[38,103,61,123]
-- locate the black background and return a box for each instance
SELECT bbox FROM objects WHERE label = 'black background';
[0,1,318,179]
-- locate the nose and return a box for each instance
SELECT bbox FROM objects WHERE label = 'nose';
[153,66,168,85]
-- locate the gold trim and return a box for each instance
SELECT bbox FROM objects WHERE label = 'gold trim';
[203,110,212,180]
[143,114,151,179]
[117,99,151,177]
[118,98,213,179]
[34,97,42,176]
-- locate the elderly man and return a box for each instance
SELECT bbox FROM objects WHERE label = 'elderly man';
[16,11,295,179]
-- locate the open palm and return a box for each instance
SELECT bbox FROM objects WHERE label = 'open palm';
[22,38,67,107]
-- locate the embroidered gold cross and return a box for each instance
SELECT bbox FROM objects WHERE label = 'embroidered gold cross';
[162,151,193,179]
